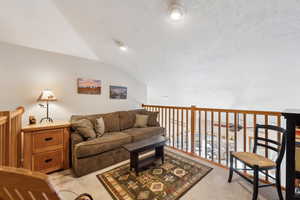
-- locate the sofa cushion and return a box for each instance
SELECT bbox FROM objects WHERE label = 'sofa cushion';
[75,132,131,159]
[102,112,120,132]
[119,111,135,130]
[71,119,96,140]
[122,127,165,142]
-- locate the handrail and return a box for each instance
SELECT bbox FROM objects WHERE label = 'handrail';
[142,104,191,110]
[10,106,25,118]
[142,104,282,116]
[0,116,7,125]
[142,104,285,183]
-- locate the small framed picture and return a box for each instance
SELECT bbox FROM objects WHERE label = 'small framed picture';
[77,78,101,95]
[110,86,127,99]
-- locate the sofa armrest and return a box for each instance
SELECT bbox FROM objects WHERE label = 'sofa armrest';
[71,131,84,147]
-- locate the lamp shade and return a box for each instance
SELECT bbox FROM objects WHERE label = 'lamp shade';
[37,90,57,101]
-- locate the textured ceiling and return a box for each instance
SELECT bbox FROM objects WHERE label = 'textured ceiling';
[52,0,300,85]
[1,0,300,88]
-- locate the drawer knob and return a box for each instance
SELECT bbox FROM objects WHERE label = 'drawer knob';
[45,159,53,163]
[45,137,53,141]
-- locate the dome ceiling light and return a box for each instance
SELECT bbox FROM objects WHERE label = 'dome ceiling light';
[114,40,128,51]
[169,2,185,21]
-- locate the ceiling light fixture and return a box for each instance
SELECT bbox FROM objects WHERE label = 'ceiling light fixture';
[114,40,128,51]
[119,45,128,51]
[169,2,185,21]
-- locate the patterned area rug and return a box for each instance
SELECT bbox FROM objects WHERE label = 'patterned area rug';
[97,151,212,200]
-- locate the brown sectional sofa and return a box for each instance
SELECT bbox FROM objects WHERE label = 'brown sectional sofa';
[70,109,165,177]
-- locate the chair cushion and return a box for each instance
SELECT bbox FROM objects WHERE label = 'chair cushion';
[232,152,276,168]
[122,127,165,142]
[119,111,135,130]
[75,132,131,158]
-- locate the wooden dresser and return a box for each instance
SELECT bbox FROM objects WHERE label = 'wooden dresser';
[22,122,70,174]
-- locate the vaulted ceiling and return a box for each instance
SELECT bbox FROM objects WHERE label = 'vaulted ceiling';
[1,0,300,90]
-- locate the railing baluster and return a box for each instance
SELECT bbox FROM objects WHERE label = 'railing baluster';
[199,110,202,157]
[243,113,247,152]
[211,111,214,162]
[234,113,238,167]
[205,111,208,159]
[186,109,189,152]
[168,108,171,145]
[226,112,229,166]
[253,114,257,153]
[162,108,164,128]
[265,114,269,182]
[173,108,175,147]
[243,113,247,171]
[158,108,161,125]
[191,106,196,154]
[177,109,179,149]
[218,112,221,164]
[165,108,167,140]
[181,109,184,150]
[277,115,281,148]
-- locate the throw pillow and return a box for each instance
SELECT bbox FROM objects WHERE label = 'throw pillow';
[71,119,96,140]
[95,117,105,137]
[134,114,149,128]
[144,111,159,126]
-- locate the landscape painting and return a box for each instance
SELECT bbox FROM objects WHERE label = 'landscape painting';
[110,86,127,99]
[77,78,101,95]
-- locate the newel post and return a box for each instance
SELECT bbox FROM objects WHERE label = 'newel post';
[191,105,196,154]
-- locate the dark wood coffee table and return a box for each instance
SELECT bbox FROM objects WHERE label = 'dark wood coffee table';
[122,136,168,176]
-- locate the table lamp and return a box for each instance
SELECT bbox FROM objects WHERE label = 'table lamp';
[37,89,57,123]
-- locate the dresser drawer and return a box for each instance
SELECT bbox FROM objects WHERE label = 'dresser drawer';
[33,129,64,153]
[33,150,63,173]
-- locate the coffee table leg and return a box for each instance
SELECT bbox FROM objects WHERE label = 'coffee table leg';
[162,146,164,164]
[155,146,164,164]
[133,152,139,176]
[130,152,134,171]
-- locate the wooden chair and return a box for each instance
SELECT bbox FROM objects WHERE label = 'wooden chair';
[0,166,93,200]
[228,124,286,200]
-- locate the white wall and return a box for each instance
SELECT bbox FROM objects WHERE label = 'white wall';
[0,42,147,123]
[147,41,300,111]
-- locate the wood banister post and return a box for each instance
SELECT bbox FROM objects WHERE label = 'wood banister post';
[0,107,24,167]
[1,111,11,166]
[191,105,196,154]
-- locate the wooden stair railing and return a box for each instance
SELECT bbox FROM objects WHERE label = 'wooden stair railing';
[142,104,284,183]
[0,107,24,167]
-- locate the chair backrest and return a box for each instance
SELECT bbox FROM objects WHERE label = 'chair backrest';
[253,124,286,165]
[0,166,60,200]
